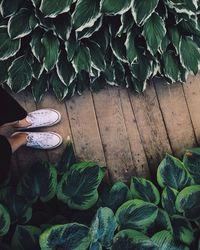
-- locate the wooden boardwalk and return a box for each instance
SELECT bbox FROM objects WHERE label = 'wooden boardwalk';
[1,73,200,182]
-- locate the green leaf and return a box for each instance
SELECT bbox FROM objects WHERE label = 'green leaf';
[112,229,154,250]
[39,223,91,250]
[183,148,200,184]
[111,36,127,63]
[42,32,59,72]
[31,58,44,80]
[166,0,197,15]
[30,0,41,7]
[0,0,24,17]
[162,51,181,82]
[8,8,37,39]
[57,162,106,210]
[117,11,135,37]
[159,34,170,54]
[175,185,200,220]
[0,203,10,236]
[115,199,158,231]
[87,40,106,71]
[30,28,45,63]
[125,30,137,64]
[179,36,200,75]
[130,177,160,205]
[171,215,194,245]
[65,31,80,62]
[131,0,159,26]
[0,59,11,84]
[90,242,102,250]
[72,45,91,73]
[157,154,192,190]
[151,230,176,250]
[17,162,57,203]
[11,225,41,250]
[7,55,32,93]
[0,26,21,60]
[73,0,101,32]
[100,0,131,15]
[50,70,69,101]
[32,72,48,103]
[90,207,118,248]
[143,13,166,55]
[169,26,181,54]
[56,138,76,174]
[161,187,178,215]
[99,181,130,212]
[54,13,72,41]
[39,0,73,18]
[90,74,107,92]
[76,70,90,95]
[56,50,76,86]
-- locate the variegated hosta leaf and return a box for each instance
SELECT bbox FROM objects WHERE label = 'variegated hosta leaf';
[72,45,91,73]
[0,0,24,17]
[50,70,69,101]
[169,26,181,54]
[8,8,37,39]
[42,31,59,72]
[143,13,166,55]
[39,223,91,250]
[39,0,73,18]
[113,58,125,85]
[161,186,178,215]
[130,177,160,205]
[57,162,106,210]
[65,31,80,61]
[117,11,135,37]
[111,36,127,63]
[90,207,118,248]
[91,28,109,53]
[7,55,32,93]
[166,0,198,15]
[53,13,72,40]
[103,62,116,86]
[125,30,137,64]
[0,203,10,237]
[30,0,41,8]
[11,225,41,250]
[112,229,155,249]
[87,40,106,71]
[162,51,181,82]
[90,74,107,92]
[183,148,200,184]
[56,50,76,86]
[89,242,102,250]
[171,215,195,245]
[100,0,131,15]
[159,34,170,54]
[32,72,48,103]
[175,185,200,220]
[157,154,192,190]
[0,59,11,84]
[131,0,159,26]
[30,28,45,63]
[31,58,44,80]
[179,36,200,75]
[17,162,57,203]
[73,0,101,32]
[0,26,21,60]
[115,199,158,231]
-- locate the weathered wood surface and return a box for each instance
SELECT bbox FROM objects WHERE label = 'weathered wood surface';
[2,74,200,181]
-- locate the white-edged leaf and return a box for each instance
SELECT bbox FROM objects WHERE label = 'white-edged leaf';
[39,0,73,18]
[73,0,101,32]
[125,30,137,64]
[169,26,181,54]
[8,55,32,93]
[30,28,45,63]
[0,26,21,60]
[54,13,72,40]
[0,0,24,18]
[116,11,135,37]
[131,0,159,26]
[100,0,131,15]
[72,45,91,73]
[32,72,48,103]
[143,13,166,55]
[162,51,180,82]
[87,40,105,71]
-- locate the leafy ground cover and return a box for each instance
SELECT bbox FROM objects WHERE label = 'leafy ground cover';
[0,0,200,101]
[0,140,200,249]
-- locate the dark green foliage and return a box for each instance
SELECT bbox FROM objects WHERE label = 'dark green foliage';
[0,142,200,249]
[0,0,200,101]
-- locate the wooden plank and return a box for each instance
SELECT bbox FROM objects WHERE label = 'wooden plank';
[129,83,172,177]
[37,93,72,164]
[14,91,49,171]
[66,91,106,166]
[119,88,150,178]
[92,87,135,182]
[154,78,196,157]
[183,73,200,143]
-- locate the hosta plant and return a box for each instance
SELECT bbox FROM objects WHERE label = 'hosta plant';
[0,0,200,101]
[0,141,200,249]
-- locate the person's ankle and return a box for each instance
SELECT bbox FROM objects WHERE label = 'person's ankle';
[13,118,31,128]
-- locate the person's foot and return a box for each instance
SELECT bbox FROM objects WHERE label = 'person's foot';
[12,132,63,149]
[15,109,61,129]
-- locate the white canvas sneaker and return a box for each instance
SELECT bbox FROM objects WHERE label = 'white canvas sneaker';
[13,132,63,149]
[18,109,61,130]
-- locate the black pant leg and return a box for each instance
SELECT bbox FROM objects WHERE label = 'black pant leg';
[0,135,12,184]
[0,87,27,126]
